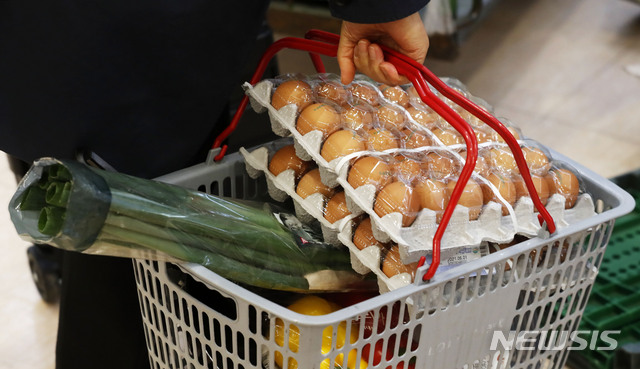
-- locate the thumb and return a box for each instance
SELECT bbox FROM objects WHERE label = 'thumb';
[337,24,358,85]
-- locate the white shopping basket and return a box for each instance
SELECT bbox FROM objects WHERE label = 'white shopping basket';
[133,138,633,369]
[132,31,635,369]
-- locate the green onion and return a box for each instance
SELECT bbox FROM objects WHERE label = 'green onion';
[19,185,47,211]
[45,181,72,207]
[38,206,65,236]
[9,161,367,292]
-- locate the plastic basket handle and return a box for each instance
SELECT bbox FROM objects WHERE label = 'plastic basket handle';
[305,30,556,279]
[211,37,337,160]
[212,30,556,282]
[305,30,556,236]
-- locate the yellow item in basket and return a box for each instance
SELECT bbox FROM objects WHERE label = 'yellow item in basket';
[274,296,367,369]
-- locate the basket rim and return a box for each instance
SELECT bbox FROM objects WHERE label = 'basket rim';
[155,142,635,326]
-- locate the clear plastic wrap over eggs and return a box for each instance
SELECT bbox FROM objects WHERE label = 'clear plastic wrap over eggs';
[240,73,595,292]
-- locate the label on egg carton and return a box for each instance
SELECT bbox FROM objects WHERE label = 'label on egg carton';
[337,221,490,293]
[243,76,597,263]
[240,145,357,247]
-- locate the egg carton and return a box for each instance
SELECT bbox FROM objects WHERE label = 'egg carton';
[337,222,490,293]
[243,77,596,263]
[332,149,596,262]
[239,144,494,294]
[240,145,357,247]
[243,77,452,188]
[239,142,503,293]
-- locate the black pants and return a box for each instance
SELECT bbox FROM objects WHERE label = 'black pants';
[56,253,150,368]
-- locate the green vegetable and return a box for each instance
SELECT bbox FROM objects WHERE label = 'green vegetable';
[45,181,71,207]
[38,206,65,236]
[9,160,368,292]
[19,186,47,211]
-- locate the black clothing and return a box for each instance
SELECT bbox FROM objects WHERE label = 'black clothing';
[329,0,429,24]
[0,1,271,178]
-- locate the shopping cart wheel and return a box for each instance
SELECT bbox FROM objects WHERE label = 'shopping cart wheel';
[27,245,62,304]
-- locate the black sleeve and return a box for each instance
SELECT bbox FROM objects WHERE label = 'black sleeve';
[328,0,430,24]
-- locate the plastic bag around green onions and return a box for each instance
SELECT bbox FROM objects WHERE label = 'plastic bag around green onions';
[9,158,374,293]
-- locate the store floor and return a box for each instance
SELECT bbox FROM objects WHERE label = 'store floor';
[1,0,639,368]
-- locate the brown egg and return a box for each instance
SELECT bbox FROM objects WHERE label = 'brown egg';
[376,105,406,131]
[391,155,421,184]
[349,83,379,106]
[445,178,484,220]
[406,106,439,129]
[459,111,487,130]
[432,128,464,146]
[521,147,551,175]
[374,181,420,227]
[491,126,521,143]
[449,102,466,113]
[475,129,491,144]
[381,245,417,279]
[485,147,518,174]
[406,85,419,99]
[481,172,517,216]
[379,84,410,107]
[324,191,352,224]
[458,150,490,177]
[271,80,313,111]
[352,217,386,250]
[268,145,312,180]
[414,178,449,222]
[423,152,459,180]
[348,156,393,190]
[366,128,399,151]
[296,103,341,138]
[514,174,550,205]
[545,168,580,208]
[314,81,348,106]
[321,130,366,162]
[341,105,374,132]
[296,168,334,199]
[400,128,432,149]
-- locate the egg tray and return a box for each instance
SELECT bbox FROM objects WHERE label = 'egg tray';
[240,144,357,247]
[245,76,448,187]
[243,76,597,262]
[240,142,498,292]
[342,153,597,261]
[337,223,490,293]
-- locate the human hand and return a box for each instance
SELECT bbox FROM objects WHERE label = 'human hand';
[337,12,429,86]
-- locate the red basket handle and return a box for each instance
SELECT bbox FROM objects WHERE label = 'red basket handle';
[305,30,556,236]
[304,30,556,279]
[212,30,556,282]
[211,37,337,159]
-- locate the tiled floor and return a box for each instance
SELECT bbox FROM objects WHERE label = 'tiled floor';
[1,0,639,368]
